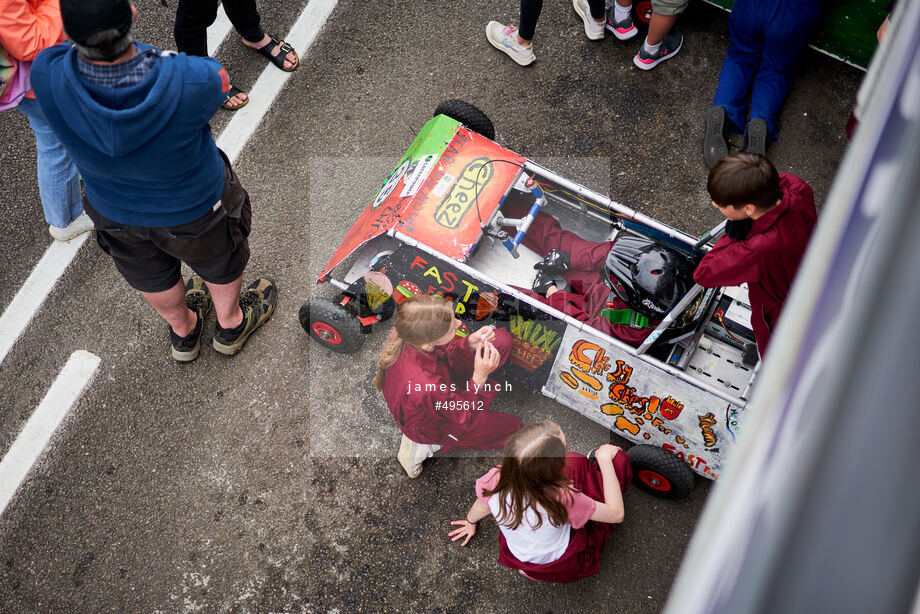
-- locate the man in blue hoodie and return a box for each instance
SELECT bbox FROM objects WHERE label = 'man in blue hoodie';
[31,0,277,362]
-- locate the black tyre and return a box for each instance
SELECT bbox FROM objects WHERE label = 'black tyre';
[299,298,365,354]
[433,100,495,140]
[626,444,695,499]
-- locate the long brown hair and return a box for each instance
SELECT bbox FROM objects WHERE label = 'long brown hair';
[483,420,575,530]
[374,294,455,391]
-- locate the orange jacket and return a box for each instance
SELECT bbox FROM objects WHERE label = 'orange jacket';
[0,0,65,61]
[0,0,65,98]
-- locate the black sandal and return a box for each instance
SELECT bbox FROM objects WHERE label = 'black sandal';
[222,85,249,111]
[252,36,299,72]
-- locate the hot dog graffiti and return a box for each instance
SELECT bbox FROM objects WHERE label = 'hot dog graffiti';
[547,329,735,480]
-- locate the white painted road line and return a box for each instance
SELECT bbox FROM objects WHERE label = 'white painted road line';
[218,0,339,163]
[207,4,232,57]
[0,350,100,519]
[0,234,88,365]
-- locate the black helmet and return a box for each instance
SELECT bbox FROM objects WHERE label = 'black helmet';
[605,235,696,318]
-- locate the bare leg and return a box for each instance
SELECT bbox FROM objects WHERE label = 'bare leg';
[142,280,196,337]
[206,277,244,329]
[647,13,678,45]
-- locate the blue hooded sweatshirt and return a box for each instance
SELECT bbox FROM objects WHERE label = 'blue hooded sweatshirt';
[30,42,228,227]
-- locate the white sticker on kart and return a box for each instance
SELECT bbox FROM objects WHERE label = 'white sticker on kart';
[725,297,753,329]
[432,172,455,198]
[399,154,438,199]
[370,159,411,210]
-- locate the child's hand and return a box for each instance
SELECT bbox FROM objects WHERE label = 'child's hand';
[594,444,622,465]
[468,325,496,352]
[472,342,502,387]
[448,520,477,546]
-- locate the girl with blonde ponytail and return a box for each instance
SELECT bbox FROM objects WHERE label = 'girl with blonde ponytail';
[376,294,522,478]
[448,420,632,583]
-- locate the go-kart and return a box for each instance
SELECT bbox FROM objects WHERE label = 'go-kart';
[300,100,760,498]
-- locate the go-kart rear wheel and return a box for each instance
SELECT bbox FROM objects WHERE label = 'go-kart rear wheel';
[634,1,652,25]
[434,100,495,140]
[299,298,365,354]
[626,444,695,499]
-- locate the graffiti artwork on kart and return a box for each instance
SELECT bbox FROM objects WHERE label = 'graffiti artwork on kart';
[546,327,741,479]
[356,245,566,386]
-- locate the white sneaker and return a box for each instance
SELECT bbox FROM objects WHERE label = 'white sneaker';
[486,21,536,66]
[49,211,94,242]
[397,434,441,478]
[573,0,605,40]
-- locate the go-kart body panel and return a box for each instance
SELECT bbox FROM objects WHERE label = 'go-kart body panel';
[318,117,524,280]
[546,326,738,480]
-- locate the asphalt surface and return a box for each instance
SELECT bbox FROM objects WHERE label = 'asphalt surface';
[0,0,863,611]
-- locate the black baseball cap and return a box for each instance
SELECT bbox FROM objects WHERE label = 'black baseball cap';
[60,0,133,46]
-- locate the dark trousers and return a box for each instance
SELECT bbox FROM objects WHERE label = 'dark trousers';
[174,0,265,56]
[519,0,605,40]
[711,0,824,138]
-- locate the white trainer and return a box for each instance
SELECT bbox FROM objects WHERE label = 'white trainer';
[486,21,536,66]
[573,0,606,40]
[49,211,94,242]
[397,434,442,478]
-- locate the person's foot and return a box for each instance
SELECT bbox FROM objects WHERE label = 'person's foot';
[48,211,94,242]
[743,118,768,156]
[573,0,606,40]
[633,30,683,70]
[703,105,729,168]
[243,34,298,71]
[397,434,441,478]
[170,275,213,362]
[222,85,249,110]
[212,277,277,356]
[486,21,536,66]
[605,2,638,40]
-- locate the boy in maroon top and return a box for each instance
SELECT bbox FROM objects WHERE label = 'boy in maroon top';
[694,153,817,355]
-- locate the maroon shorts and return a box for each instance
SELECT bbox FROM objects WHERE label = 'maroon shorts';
[85,151,251,293]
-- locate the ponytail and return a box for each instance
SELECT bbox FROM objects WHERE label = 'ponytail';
[374,329,405,391]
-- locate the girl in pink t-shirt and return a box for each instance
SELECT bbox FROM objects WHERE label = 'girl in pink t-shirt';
[449,420,632,583]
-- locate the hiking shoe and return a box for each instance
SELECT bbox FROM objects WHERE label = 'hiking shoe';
[212,277,277,356]
[573,0,605,40]
[703,105,730,168]
[49,211,94,242]
[397,434,441,478]
[633,30,683,70]
[486,21,536,66]
[170,275,213,362]
[743,118,768,156]
[605,2,638,40]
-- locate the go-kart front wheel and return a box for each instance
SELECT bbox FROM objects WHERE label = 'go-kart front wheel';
[626,444,695,499]
[299,298,365,354]
[434,100,495,140]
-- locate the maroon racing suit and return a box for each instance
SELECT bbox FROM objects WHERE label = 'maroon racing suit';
[513,211,661,347]
[487,451,632,583]
[694,173,817,354]
[381,328,523,453]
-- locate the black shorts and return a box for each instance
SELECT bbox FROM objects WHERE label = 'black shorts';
[85,150,252,293]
